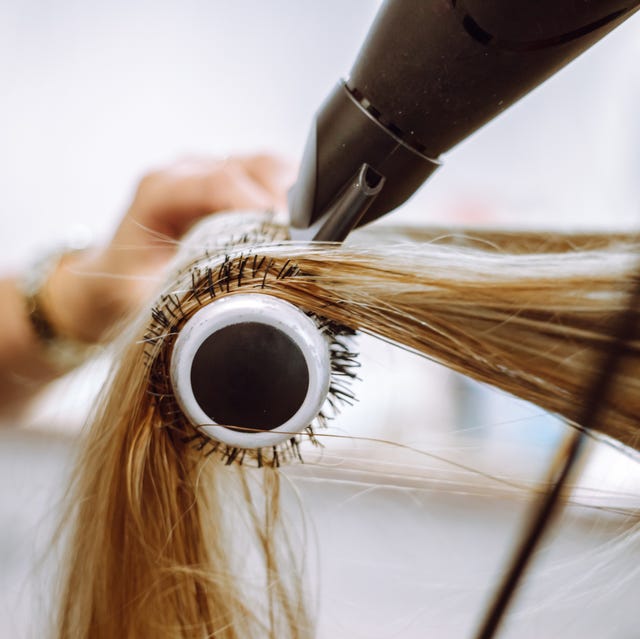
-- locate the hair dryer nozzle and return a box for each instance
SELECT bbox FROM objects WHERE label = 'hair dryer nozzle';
[288,82,439,235]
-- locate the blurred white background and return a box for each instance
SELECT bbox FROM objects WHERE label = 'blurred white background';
[1,0,639,270]
[1,1,640,637]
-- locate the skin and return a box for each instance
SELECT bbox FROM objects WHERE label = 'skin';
[0,153,295,417]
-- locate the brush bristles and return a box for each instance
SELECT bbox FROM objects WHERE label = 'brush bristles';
[143,258,359,468]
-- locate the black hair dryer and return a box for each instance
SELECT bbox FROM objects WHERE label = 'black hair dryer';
[289,0,640,237]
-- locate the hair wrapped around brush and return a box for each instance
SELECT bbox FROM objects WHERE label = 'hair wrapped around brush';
[55,212,640,638]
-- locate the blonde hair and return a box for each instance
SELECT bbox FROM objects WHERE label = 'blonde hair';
[55,326,312,638]
[55,213,640,638]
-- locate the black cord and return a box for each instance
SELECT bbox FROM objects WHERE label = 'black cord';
[474,267,640,639]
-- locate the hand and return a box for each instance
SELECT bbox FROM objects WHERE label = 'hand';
[43,154,295,343]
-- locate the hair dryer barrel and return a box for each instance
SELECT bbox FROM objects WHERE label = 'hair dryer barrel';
[350,0,638,157]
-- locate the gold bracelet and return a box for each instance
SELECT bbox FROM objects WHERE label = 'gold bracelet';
[22,250,96,372]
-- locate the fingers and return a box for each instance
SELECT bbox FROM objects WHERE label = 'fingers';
[129,154,296,240]
[237,154,297,210]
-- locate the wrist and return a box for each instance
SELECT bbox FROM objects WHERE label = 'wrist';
[40,249,126,344]
[18,249,101,375]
